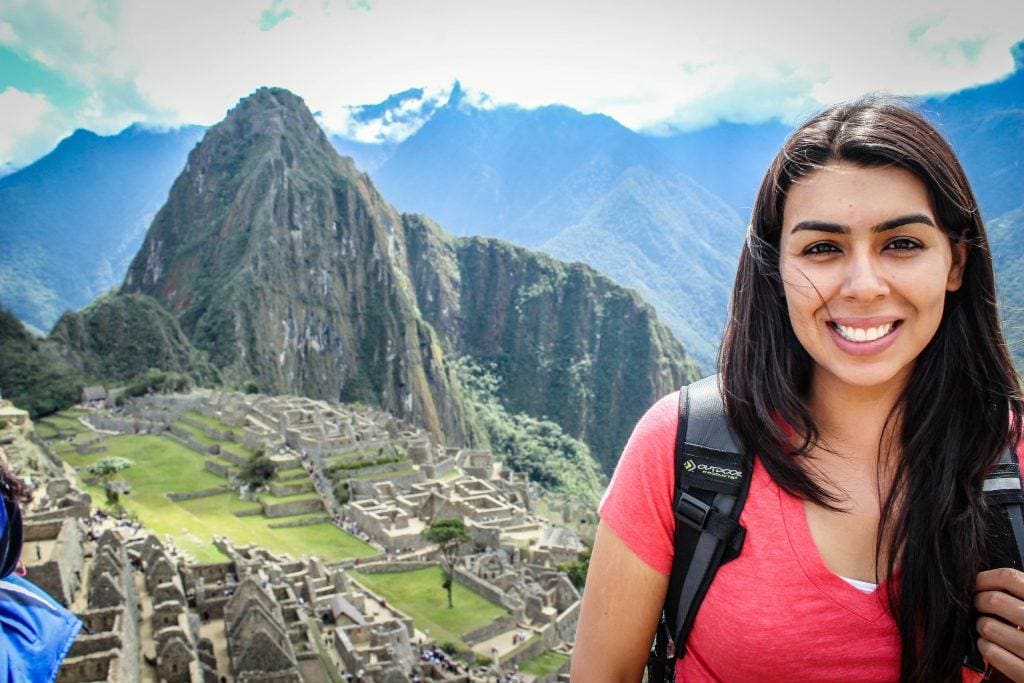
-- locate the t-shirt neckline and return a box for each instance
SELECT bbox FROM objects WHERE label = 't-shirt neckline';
[772,462,891,623]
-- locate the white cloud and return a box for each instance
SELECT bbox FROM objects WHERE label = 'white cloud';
[0,21,17,44]
[0,0,1022,164]
[0,88,62,167]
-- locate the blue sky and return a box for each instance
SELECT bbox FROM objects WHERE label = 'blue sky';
[1,0,1022,171]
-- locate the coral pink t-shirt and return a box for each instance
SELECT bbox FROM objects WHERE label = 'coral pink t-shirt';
[600,391,995,682]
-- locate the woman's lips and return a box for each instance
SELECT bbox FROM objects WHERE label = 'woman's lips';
[826,319,903,356]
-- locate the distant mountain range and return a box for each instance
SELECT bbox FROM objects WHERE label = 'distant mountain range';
[1,42,1022,375]
[0,124,205,335]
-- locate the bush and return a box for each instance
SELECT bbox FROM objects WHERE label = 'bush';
[239,448,275,490]
[326,454,404,475]
[333,481,350,504]
[557,546,591,590]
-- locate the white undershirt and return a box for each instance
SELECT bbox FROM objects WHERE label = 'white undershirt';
[840,576,879,593]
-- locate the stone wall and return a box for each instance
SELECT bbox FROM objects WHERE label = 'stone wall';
[25,518,83,605]
[502,634,547,669]
[55,651,117,682]
[205,460,231,477]
[348,470,426,499]
[421,457,455,480]
[23,518,63,540]
[462,614,516,646]
[267,515,330,529]
[167,428,219,455]
[261,498,324,518]
[166,487,228,501]
[354,560,436,574]
[269,480,314,497]
[553,600,581,644]
[86,416,167,434]
[453,567,514,611]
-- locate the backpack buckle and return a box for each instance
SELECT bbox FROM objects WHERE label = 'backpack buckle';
[674,491,711,531]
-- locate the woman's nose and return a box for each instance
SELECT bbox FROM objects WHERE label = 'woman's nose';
[839,252,890,302]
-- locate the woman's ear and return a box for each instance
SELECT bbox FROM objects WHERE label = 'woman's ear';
[946,231,969,292]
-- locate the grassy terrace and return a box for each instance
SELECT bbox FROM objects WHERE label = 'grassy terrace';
[352,566,508,648]
[347,466,416,481]
[520,650,569,678]
[259,490,322,505]
[58,431,377,564]
[38,413,89,435]
[183,410,243,437]
[174,419,253,458]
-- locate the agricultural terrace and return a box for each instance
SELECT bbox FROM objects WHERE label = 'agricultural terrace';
[47,410,377,564]
[353,566,510,649]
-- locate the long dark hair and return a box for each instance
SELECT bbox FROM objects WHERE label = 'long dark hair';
[0,462,30,505]
[719,95,1024,682]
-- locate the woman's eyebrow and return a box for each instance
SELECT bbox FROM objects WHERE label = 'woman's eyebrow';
[790,213,936,234]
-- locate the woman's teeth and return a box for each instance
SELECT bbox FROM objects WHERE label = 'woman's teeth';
[834,322,896,342]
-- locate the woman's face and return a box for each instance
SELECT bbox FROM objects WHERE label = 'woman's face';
[778,163,967,395]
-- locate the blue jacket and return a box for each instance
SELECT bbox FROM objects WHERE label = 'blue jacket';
[0,492,82,683]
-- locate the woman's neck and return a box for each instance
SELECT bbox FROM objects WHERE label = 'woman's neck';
[807,369,906,460]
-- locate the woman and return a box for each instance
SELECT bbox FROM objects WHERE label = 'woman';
[572,97,1024,682]
[0,460,82,682]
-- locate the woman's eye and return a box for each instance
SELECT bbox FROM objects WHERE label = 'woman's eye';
[885,238,923,251]
[803,242,840,256]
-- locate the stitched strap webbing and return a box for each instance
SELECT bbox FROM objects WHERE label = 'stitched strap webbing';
[647,375,752,683]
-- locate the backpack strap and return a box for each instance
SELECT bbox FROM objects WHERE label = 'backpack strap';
[648,375,753,682]
[965,444,1024,672]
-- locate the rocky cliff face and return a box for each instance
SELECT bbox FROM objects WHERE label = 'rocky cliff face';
[403,213,699,472]
[122,88,473,444]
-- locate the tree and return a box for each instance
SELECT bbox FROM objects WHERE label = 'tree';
[85,456,133,507]
[422,518,471,608]
[557,546,592,590]
[238,447,275,490]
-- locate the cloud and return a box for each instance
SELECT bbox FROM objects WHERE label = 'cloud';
[0,21,17,44]
[0,0,1021,165]
[0,88,61,169]
[259,0,294,31]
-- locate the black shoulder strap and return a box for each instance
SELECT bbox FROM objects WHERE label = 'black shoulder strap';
[648,375,753,682]
[965,445,1024,672]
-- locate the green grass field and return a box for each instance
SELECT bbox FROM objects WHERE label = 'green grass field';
[352,567,509,647]
[33,422,59,438]
[60,433,378,563]
[519,650,569,677]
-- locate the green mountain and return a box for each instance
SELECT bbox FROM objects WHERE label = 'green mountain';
[49,292,217,385]
[404,214,698,472]
[112,87,695,472]
[0,304,81,417]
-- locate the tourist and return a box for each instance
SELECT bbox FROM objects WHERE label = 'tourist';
[573,97,1024,681]
[0,459,82,680]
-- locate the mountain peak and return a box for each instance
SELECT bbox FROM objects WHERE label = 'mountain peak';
[225,87,318,133]
[1013,40,1024,70]
[445,80,465,107]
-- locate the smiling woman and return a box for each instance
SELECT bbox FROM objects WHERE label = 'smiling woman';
[779,163,967,395]
[572,96,1024,683]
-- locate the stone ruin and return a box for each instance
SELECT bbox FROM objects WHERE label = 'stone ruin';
[10,385,586,681]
